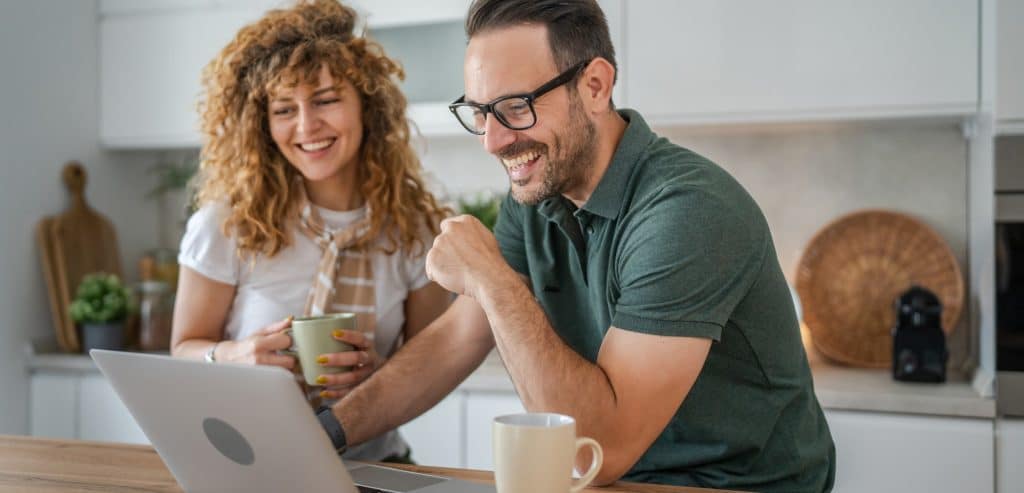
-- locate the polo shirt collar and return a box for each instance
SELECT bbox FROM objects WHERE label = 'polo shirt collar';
[580,109,654,220]
[537,109,654,221]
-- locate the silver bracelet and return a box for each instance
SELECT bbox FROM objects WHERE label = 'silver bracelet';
[204,341,220,363]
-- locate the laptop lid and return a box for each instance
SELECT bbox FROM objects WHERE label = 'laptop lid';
[91,350,359,493]
[91,350,495,493]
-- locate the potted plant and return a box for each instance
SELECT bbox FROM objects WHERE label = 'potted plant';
[69,273,134,352]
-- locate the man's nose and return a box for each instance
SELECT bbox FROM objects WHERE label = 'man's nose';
[482,113,515,155]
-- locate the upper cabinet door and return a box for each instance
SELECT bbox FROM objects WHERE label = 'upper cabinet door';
[624,0,978,125]
[100,9,258,148]
[99,1,472,148]
[997,0,1024,127]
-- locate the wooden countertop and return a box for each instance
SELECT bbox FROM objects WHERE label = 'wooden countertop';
[0,435,737,492]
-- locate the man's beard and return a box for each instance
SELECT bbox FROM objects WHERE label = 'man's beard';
[505,93,598,206]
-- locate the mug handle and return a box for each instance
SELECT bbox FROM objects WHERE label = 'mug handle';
[569,437,603,493]
[278,328,297,357]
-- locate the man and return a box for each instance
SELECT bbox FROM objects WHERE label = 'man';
[323,0,835,491]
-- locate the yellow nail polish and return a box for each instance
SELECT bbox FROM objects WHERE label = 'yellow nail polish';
[316,355,328,365]
[285,315,294,323]
[316,375,328,385]
[333,329,344,338]
[320,391,330,399]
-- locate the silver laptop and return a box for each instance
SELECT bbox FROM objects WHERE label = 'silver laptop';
[91,350,494,493]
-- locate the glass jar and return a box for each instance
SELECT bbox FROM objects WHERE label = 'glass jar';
[136,280,174,351]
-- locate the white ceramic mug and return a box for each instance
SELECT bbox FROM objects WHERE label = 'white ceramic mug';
[492,413,603,493]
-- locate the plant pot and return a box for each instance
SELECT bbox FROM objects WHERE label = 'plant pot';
[80,321,126,352]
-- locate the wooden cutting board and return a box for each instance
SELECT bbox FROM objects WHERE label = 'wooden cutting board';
[42,162,123,352]
[35,217,73,352]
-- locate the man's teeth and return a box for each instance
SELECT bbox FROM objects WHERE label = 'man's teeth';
[502,151,540,169]
[299,139,333,151]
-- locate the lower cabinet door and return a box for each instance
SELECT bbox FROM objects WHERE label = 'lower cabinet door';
[29,372,78,439]
[464,392,524,471]
[399,393,464,468]
[825,410,993,493]
[78,374,148,444]
[997,418,1024,493]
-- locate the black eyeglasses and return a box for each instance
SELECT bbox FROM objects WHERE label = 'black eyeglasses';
[448,60,590,136]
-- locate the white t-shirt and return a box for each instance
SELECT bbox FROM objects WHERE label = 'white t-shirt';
[178,202,433,461]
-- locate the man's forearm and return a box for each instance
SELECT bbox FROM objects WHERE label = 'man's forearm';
[477,272,618,442]
[333,297,493,445]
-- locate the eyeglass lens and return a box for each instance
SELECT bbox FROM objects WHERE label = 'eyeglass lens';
[455,97,535,134]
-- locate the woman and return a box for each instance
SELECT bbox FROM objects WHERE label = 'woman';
[170,0,451,463]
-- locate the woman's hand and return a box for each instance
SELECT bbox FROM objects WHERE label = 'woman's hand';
[216,317,296,370]
[315,329,379,400]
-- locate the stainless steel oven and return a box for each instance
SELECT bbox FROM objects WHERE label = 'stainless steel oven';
[996,135,1024,416]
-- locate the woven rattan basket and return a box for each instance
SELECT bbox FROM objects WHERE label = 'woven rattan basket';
[795,210,964,368]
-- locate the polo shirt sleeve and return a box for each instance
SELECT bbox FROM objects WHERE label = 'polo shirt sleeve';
[493,192,529,276]
[611,186,765,341]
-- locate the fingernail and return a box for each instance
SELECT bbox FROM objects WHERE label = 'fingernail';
[320,391,330,399]
[286,315,294,322]
[316,355,328,365]
[316,375,328,385]
[333,329,344,338]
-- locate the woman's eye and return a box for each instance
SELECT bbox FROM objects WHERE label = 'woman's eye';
[272,107,294,116]
[315,98,340,106]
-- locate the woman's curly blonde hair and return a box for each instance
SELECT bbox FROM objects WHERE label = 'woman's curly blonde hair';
[195,0,449,258]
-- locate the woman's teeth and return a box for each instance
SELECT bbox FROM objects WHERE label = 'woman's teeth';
[502,151,540,170]
[299,139,334,152]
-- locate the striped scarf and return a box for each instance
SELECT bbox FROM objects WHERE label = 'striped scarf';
[295,184,377,337]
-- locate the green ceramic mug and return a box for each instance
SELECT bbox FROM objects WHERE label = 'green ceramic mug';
[283,313,357,386]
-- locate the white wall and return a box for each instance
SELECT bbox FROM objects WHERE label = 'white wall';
[0,0,160,434]
[417,120,971,370]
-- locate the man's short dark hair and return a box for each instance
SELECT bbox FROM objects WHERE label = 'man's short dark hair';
[465,0,617,85]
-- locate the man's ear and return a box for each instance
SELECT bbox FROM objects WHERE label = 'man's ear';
[577,57,616,114]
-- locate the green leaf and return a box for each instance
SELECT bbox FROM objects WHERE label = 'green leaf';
[68,272,132,324]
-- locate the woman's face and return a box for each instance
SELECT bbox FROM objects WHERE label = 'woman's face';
[268,66,364,185]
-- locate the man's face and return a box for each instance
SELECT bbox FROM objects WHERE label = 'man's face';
[464,25,597,205]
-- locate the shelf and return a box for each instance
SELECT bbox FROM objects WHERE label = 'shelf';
[646,103,978,130]
[997,120,1024,136]
[809,349,996,419]
[101,103,469,149]
[409,102,474,139]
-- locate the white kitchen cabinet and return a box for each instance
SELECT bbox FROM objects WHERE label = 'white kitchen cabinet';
[29,373,78,440]
[400,389,525,471]
[464,392,525,471]
[30,371,148,445]
[98,1,469,148]
[100,8,259,148]
[997,418,1024,493]
[78,374,149,444]
[825,410,994,493]
[624,0,977,125]
[399,393,464,468]
[100,0,214,15]
[996,0,1024,131]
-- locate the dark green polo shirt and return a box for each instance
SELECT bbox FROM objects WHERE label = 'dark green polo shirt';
[494,110,835,492]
